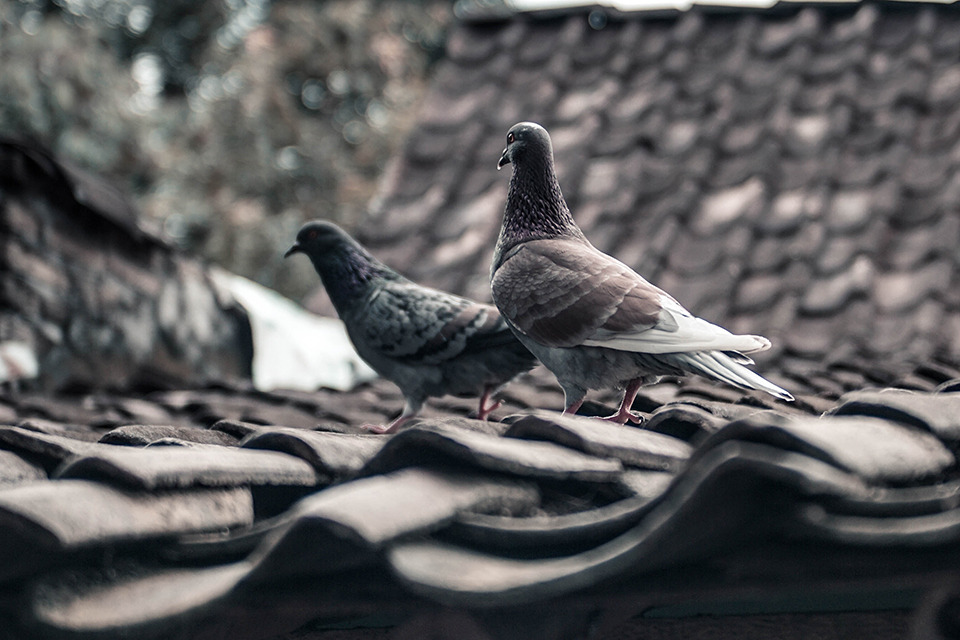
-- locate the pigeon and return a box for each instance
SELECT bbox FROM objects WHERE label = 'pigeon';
[491,122,793,423]
[286,221,537,433]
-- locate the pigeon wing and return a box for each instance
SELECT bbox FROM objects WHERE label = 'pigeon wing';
[493,239,770,354]
[584,294,772,354]
[356,279,509,366]
[492,239,663,348]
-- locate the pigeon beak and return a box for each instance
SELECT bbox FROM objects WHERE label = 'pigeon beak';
[497,148,511,170]
[284,242,302,258]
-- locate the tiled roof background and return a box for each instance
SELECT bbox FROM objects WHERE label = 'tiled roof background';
[0,139,254,391]
[8,5,960,638]
[345,3,960,399]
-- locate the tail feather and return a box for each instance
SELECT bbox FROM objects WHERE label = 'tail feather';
[673,351,794,402]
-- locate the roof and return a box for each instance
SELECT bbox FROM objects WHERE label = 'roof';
[5,2,960,638]
[348,2,960,401]
[2,373,960,638]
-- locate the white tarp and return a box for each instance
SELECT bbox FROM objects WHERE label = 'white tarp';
[211,270,377,392]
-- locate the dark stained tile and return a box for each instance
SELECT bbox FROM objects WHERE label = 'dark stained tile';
[573,21,622,67]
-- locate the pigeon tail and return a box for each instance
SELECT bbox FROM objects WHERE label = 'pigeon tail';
[672,351,794,402]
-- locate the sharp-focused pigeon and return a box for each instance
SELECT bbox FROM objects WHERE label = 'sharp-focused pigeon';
[491,122,793,423]
[286,221,537,433]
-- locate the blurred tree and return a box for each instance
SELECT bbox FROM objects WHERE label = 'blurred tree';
[0,0,450,300]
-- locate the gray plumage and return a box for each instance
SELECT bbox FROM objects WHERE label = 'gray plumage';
[492,122,793,423]
[286,221,537,433]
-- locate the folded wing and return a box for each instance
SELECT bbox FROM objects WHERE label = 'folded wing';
[493,239,770,355]
[358,279,511,366]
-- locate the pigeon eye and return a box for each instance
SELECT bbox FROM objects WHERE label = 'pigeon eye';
[507,132,515,144]
[307,230,318,240]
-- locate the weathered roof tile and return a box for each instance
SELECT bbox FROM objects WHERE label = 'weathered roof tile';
[0,449,46,486]
[643,402,726,442]
[873,260,952,314]
[504,411,692,472]
[240,428,386,479]
[801,255,874,315]
[829,388,960,442]
[54,445,319,490]
[360,424,623,482]
[0,480,252,579]
[99,424,239,447]
[690,177,765,236]
[698,413,954,484]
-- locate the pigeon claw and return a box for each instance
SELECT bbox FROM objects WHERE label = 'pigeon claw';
[363,414,414,435]
[599,409,645,425]
[361,423,391,434]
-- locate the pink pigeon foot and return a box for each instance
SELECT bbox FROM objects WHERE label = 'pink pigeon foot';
[362,414,413,435]
[600,378,644,425]
[476,386,503,421]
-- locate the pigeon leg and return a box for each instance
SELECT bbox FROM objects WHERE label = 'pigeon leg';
[602,378,644,425]
[562,399,585,415]
[476,386,502,421]
[364,414,413,435]
[561,386,587,416]
[362,398,421,435]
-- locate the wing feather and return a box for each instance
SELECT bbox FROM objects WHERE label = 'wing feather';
[492,239,662,347]
[493,239,771,355]
[356,279,513,366]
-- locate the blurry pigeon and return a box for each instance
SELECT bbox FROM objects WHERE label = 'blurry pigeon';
[286,221,537,433]
[491,122,793,423]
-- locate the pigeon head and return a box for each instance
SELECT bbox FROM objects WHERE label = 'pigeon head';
[498,122,553,171]
[285,220,393,311]
[284,220,351,259]
[493,123,585,269]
